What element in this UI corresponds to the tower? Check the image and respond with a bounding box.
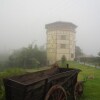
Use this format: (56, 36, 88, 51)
(45, 21, 77, 64)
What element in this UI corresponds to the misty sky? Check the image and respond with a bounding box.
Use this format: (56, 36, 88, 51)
(0, 0, 100, 56)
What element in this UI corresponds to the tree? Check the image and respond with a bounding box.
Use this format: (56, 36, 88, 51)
(61, 55, 67, 67)
(98, 52, 100, 56)
(7, 44, 47, 68)
(75, 46, 84, 59)
(33, 45, 47, 66)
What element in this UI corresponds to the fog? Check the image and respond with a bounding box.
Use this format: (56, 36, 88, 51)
(0, 0, 100, 56)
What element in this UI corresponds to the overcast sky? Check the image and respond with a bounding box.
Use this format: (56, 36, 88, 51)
(0, 0, 100, 56)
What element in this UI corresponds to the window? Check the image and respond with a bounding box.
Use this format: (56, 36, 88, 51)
(61, 35, 66, 40)
(60, 44, 66, 49)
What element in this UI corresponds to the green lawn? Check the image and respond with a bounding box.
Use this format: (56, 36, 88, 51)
(67, 62, 100, 100)
(0, 62, 100, 100)
(26, 62, 100, 100)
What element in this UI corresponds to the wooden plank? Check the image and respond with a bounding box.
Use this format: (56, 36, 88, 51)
(48, 70, 77, 82)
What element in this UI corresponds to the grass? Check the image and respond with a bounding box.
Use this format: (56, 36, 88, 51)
(25, 66, 50, 72)
(67, 61, 100, 100)
(0, 62, 100, 100)
(25, 62, 100, 100)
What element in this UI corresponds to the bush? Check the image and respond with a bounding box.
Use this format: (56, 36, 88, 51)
(80, 57, 100, 65)
(61, 55, 67, 67)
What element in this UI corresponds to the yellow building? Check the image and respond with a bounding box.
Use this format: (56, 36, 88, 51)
(45, 21, 77, 64)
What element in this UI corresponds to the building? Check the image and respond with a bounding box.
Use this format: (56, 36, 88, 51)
(45, 21, 77, 64)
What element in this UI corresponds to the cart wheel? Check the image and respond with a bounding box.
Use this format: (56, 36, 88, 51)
(74, 81, 83, 100)
(45, 85, 67, 100)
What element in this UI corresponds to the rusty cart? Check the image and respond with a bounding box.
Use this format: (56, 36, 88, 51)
(3, 65, 83, 100)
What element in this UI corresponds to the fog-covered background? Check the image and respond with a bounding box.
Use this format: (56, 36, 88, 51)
(0, 0, 100, 56)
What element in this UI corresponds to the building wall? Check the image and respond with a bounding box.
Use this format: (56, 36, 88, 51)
(47, 31, 57, 64)
(47, 30, 76, 64)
